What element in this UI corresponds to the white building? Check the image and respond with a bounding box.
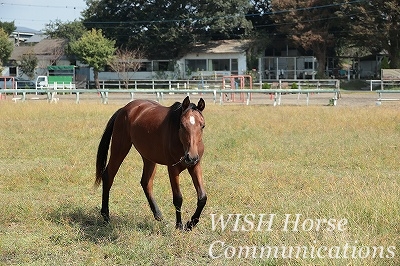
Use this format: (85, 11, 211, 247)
(95, 40, 250, 81)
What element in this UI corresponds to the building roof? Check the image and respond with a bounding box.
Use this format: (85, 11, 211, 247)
(10, 38, 67, 61)
(190, 39, 251, 54)
(26, 34, 48, 43)
(14, 26, 42, 34)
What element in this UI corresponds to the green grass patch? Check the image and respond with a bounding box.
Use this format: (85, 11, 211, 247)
(340, 80, 369, 90)
(0, 101, 399, 265)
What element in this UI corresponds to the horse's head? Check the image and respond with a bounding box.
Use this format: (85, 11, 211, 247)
(179, 96, 206, 166)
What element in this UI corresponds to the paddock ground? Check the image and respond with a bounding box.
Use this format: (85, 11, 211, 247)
(2, 90, 399, 107)
(1, 95, 399, 265)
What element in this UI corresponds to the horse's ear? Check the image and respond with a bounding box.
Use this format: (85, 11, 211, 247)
(182, 96, 190, 110)
(197, 98, 205, 111)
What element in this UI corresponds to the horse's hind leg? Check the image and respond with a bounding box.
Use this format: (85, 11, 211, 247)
(101, 133, 132, 222)
(140, 158, 163, 221)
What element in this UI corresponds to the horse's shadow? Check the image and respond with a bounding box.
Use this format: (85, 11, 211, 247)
(47, 204, 170, 243)
(47, 204, 120, 243)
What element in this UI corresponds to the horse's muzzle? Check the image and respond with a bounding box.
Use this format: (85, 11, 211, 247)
(184, 153, 199, 166)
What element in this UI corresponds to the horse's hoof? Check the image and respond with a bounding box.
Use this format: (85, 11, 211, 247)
(101, 212, 110, 224)
(185, 218, 199, 231)
(184, 220, 194, 231)
(185, 221, 193, 231)
(175, 222, 183, 230)
(154, 213, 163, 221)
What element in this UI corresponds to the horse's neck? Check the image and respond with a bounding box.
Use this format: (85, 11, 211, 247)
(167, 110, 184, 156)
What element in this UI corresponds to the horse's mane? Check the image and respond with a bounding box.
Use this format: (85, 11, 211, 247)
(169, 102, 183, 128)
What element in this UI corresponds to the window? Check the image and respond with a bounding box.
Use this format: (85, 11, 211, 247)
(186, 59, 206, 72)
(304, 61, 313, 69)
(209, 59, 230, 71)
(231, 59, 238, 75)
(153, 61, 174, 71)
(138, 62, 152, 72)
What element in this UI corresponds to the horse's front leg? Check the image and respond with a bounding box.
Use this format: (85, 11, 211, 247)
(168, 166, 183, 229)
(186, 163, 207, 230)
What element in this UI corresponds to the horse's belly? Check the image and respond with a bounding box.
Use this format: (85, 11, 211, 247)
(132, 141, 168, 165)
(129, 126, 169, 165)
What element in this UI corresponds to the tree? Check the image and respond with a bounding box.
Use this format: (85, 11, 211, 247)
(246, 0, 276, 39)
(271, 1, 343, 77)
(0, 21, 16, 35)
(338, 1, 400, 68)
(192, 0, 253, 42)
(19, 51, 38, 79)
(70, 29, 116, 89)
(245, 0, 275, 69)
(45, 20, 87, 61)
(83, 0, 197, 59)
(0, 28, 13, 66)
(108, 48, 144, 89)
(45, 20, 86, 43)
(82, 0, 253, 59)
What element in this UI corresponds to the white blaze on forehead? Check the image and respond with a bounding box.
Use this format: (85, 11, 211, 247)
(189, 115, 196, 125)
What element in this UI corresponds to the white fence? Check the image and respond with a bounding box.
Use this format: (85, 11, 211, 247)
(368, 80, 400, 91)
(91, 79, 340, 90)
(0, 87, 340, 106)
(376, 90, 400, 104)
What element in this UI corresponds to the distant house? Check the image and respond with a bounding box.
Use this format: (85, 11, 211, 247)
(96, 40, 250, 81)
(359, 54, 386, 79)
(6, 37, 70, 77)
(258, 48, 317, 80)
(10, 26, 43, 45)
(182, 39, 250, 78)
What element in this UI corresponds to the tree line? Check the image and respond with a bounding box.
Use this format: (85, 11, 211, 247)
(1, 0, 399, 82)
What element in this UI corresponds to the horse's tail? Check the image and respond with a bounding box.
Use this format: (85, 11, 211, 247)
(95, 109, 121, 187)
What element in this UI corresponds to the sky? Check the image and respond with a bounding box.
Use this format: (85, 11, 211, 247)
(0, 0, 86, 32)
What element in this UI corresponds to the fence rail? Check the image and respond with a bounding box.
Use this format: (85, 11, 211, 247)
(368, 79, 400, 91)
(255, 79, 340, 90)
(90, 79, 340, 90)
(0, 87, 340, 106)
(376, 89, 400, 104)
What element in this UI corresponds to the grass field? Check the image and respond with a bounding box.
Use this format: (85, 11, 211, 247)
(0, 99, 399, 265)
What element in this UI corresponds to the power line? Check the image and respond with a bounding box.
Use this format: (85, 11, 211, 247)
(1, 0, 374, 34)
(2, 0, 367, 26)
(0, 2, 85, 9)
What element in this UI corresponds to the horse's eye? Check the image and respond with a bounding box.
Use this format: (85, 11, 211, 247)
(201, 124, 205, 129)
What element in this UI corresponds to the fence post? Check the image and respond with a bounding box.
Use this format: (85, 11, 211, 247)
(213, 90, 216, 104)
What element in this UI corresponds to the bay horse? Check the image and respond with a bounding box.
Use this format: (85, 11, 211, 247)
(95, 96, 206, 230)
